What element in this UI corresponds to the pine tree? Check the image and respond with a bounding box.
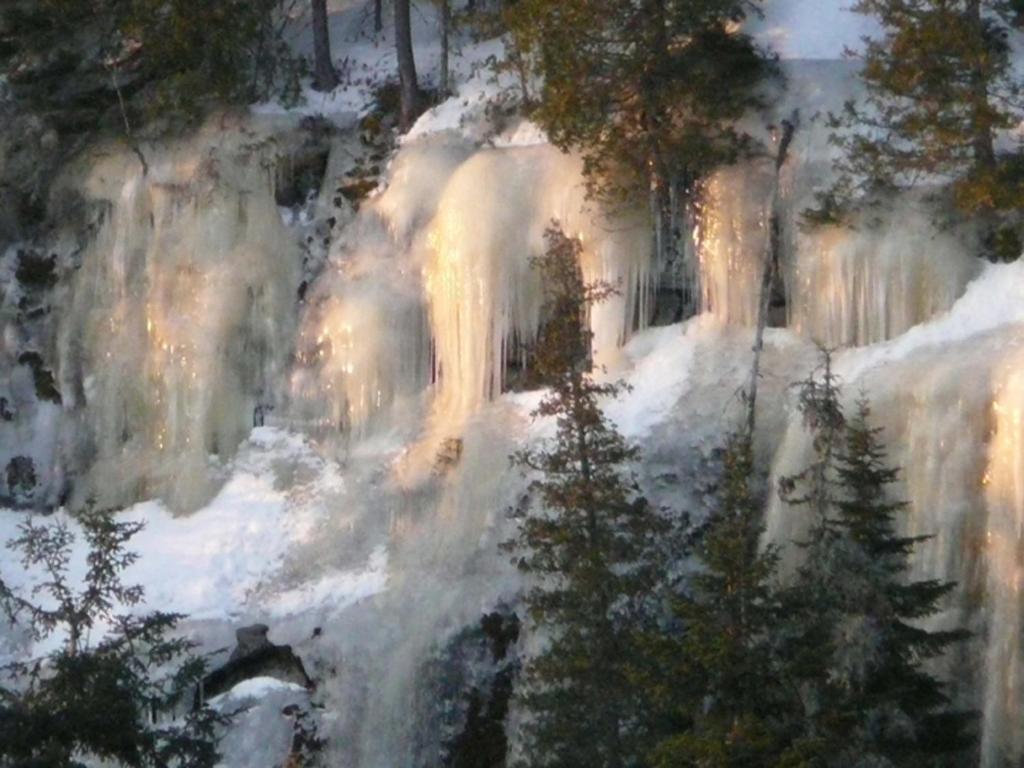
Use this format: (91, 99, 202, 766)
(503, 227, 668, 768)
(828, 0, 1024, 259)
(648, 432, 795, 768)
(778, 358, 975, 766)
(501, 0, 777, 268)
(0, 508, 222, 767)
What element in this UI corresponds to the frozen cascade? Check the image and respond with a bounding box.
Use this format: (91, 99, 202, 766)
(695, 158, 980, 346)
(981, 350, 1024, 763)
(57, 130, 301, 511)
(3, 56, 1023, 765)
(294, 141, 652, 442)
(764, 314, 1024, 766)
(693, 61, 981, 346)
(289, 140, 471, 439)
(424, 145, 651, 425)
(788, 197, 981, 347)
(695, 161, 775, 326)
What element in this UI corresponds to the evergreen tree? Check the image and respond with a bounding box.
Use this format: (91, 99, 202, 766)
(648, 432, 795, 768)
(501, 0, 777, 266)
(0, 0, 303, 135)
(0, 508, 222, 767)
(828, 0, 1024, 259)
(503, 227, 668, 768)
(778, 359, 975, 766)
(774, 354, 849, 765)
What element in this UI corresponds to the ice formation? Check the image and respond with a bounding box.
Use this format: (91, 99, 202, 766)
(693, 62, 982, 345)
(2, 46, 1024, 767)
(764, 282, 1024, 764)
(55, 128, 301, 511)
(424, 145, 650, 424)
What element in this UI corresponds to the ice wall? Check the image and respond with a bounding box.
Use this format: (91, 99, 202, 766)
(695, 161, 774, 326)
(7, 56, 1018, 765)
(693, 61, 981, 347)
(764, 310, 1024, 765)
(57, 129, 300, 511)
(981, 349, 1024, 763)
(787, 199, 980, 347)
(292, 140, 652, 443)
(424, 145, 651, 425)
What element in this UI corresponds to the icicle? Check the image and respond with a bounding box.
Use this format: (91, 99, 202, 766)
(981, 353, 1024, 765)
(695, 163, 775, 326)
(787, 195, 980, 347)
(58, 131, 300, 511)
(423, 145, 650, 426)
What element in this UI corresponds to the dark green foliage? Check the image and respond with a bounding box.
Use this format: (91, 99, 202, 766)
(284, 705, 325, 768)
(778, 356, 975, 766)
(121, 0, 304, 120)
(501, 0, 777, 254)
(0, 0, 302, 137)
(827, 0, 1024, 257)
(446, 670, 514, 768)
(503, 226, 669, 767)
(0, 508, 223, 768)
(647, 433, 795, 767)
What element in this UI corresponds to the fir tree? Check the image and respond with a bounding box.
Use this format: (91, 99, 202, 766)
(0, 508, 222, 768)
(827, 399, 974, 764)
(774, 354, 849, 765)
(504, 226, 668, 768)
(828, 0, 1024, 259)
(778, 358, 975, 766)
(648, 432, 795, 768)
(500, 0, 777, 268)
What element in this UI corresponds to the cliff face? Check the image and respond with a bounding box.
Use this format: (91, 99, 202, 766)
(0, 35, 1022, 766)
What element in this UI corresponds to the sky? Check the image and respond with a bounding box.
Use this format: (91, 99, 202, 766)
(753, 0, 880, 60)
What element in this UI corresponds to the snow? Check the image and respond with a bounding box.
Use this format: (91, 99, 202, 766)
(0, 427, 389, 656)
(605, 321, 701, 439)
(208, 677, 315, 768)
(265, 545, 388, 617)
(402, 39, 514, 144)
(7, 0, 1024, 762)
(209, 676, 308, 707)
(490, 120, 549, 149)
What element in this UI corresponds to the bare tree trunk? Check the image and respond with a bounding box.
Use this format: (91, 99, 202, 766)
(311, 0, 339, 91)
(439, 0, 450, 99)
(395, 0, 423, 129)
(374, 0, 384, 34)
(967, 0, 997, 172)
(747, 112, 798, 436)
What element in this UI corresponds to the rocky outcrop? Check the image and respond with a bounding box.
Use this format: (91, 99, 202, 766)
(413, 607, 521, 768)
(196, 625, 314, 708)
